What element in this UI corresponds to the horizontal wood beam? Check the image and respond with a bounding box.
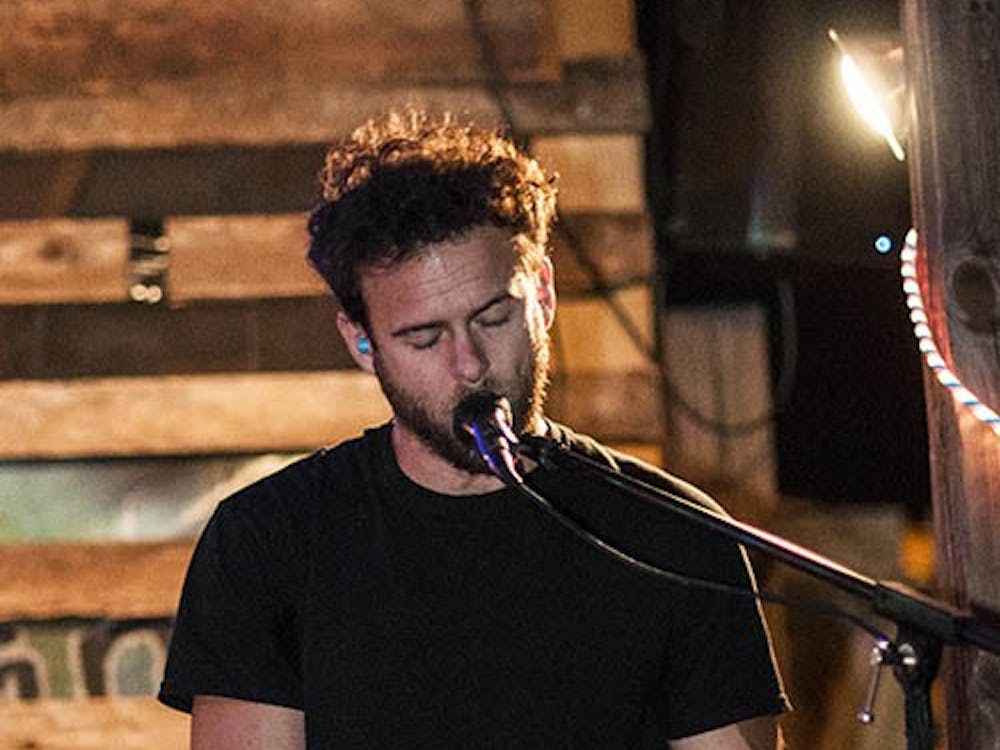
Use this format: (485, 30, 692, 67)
(0, 697, 187, 748)
(0, 211, 652, 306)
(555, 286, 655, 372)
(549, 0, 636, 61)
(0, 297, 352, 380)
(0, 58, 646, 157)
(0, 285, 655, 381)
(546, 370, 663, 443)
(0, 541, 193, 620)
(0, 372, 392, 459)
(0, 370, 661, 459)
(0, 118, 649, 220)
(533, 133, 647, 213)
(0, 0, 557, 101)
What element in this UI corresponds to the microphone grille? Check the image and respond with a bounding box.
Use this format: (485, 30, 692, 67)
(452, 391, 512, 440)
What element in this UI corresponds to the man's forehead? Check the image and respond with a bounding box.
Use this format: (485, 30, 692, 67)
(360, 230, 521, 286)
(357, 228, 530, 325)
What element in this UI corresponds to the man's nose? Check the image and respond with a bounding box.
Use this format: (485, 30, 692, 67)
(451, 330, 489, 384)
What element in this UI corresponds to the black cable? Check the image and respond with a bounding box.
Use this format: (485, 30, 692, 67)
(462, 0, 518, 137)
(556, 273, 657, 299)
(515, 477, 891, 644)
(460, 0, 799, 438)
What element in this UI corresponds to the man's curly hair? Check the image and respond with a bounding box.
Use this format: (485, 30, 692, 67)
(307, 110, 558, 326)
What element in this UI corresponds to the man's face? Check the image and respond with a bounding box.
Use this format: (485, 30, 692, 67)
(357, 226, 555, 475)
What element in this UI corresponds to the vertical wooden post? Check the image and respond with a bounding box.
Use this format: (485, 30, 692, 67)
(902, 1, 1000, 747)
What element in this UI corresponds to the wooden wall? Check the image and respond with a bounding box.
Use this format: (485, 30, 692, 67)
(0, 0, 660, 745)
(0, 0, 658, 461)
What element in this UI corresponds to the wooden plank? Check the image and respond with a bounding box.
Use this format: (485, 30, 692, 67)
(167, 215, 320, 300)
(0, 369, 661, 459)
(547, 370, 662, 443)
(0, 153, 93, 218)
(554, 285, 655, 372)
(0, 218, 128, 304)
(532, 134, 646, 212)
(902, 1, 1000, 747)
(0, 0, 555, 100)
(0, 289, 661, 379)
(0, 80, 649, 219)
(0, 212, 652, 305)
(0, 697, 187, 749)
(0, 297, 353, 380)
(0, 60, 646, 155)
(548, 0, 636, 61)
(505, 56, 649, 134)
(0, 542, 193, 620)
(0, 372, 392, 459)
(554, 212, 654, 294)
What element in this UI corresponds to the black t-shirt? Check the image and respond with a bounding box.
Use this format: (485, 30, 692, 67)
(159, 422, 788, 747)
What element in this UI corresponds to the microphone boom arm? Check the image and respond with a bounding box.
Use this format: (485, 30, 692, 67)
(515, 433, 1000, 655)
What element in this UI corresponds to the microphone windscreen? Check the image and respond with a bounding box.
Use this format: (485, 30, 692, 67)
(452, 391, 512, 441)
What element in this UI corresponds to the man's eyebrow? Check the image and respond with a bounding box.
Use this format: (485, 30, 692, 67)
(470, 292, 514, 319)
(389, 292, 513, 338)
(390, 320, 443, 338)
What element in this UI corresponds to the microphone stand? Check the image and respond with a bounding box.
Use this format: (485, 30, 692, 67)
(514, 434, 1000, 750)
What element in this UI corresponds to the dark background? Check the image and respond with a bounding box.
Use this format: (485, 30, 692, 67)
(635, 0, 928, 516)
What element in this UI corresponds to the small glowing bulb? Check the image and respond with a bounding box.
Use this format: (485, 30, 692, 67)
(874, 235, 893, 254)
(129, 283, 149, 302)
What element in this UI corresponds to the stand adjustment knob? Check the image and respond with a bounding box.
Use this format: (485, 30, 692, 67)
(857, 639, 892, 724)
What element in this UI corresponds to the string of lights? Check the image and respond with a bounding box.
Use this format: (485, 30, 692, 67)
(900, 228, 1000, 435)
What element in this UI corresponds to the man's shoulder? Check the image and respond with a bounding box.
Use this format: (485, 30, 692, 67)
(545, 421, 728, 516)
(216, 422, 392, 523)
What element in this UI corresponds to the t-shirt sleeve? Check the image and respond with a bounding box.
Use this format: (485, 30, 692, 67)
(158, 500, 303, 714)
(660, 544, 790, 739)
(552, 430, 790, 740)
(615, 462, 790, 739)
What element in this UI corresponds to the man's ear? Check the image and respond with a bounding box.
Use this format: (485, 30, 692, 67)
(336, 311, 376, 374)
(536, 256, 557, 330)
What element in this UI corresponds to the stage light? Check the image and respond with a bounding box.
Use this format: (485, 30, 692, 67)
(828, 28, 906, 162)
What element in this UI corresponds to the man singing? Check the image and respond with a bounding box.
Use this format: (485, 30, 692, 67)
(159, 110, 789, 748)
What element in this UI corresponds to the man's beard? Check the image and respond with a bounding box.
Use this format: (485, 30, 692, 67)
(374, 333, 551, 476)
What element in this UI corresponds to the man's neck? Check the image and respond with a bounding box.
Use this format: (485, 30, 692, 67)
(390, 422, 507, 496)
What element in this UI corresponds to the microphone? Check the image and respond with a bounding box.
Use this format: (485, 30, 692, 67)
(452, 391, 524, 485)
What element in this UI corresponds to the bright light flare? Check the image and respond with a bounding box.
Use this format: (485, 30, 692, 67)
(829, 29, 906, 162)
